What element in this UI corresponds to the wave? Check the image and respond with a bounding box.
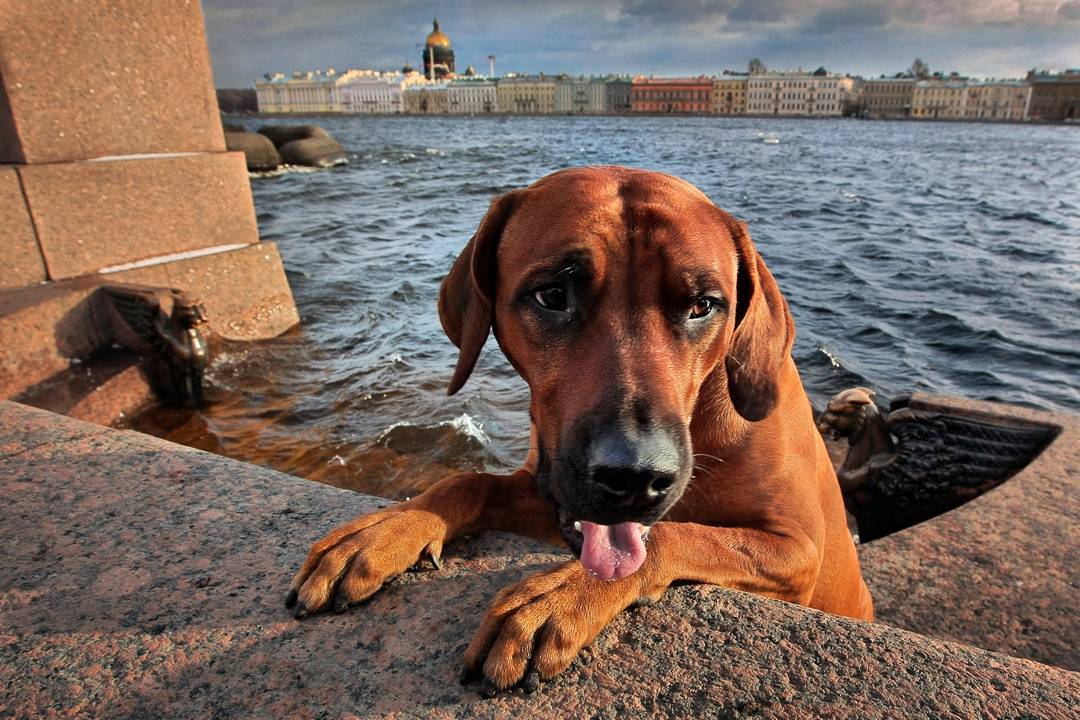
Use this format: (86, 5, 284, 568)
(375, 413, 490, 464)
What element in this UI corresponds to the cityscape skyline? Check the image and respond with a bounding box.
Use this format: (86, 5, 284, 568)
(204, 0, 1080, 88)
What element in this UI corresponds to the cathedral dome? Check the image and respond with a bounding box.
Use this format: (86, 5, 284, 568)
(421, 17, 455, 79)
(425, 18, 451, 48)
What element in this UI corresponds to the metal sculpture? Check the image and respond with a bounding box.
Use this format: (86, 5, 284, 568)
(819, 388, 1057, 541)
(100, 283, 210, 406)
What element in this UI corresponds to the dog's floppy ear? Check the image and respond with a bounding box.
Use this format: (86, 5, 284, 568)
(724, 218, 795, 421)
(438, 190, 523, 395)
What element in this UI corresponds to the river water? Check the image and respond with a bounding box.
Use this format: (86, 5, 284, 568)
(132, 116, 1080, 499)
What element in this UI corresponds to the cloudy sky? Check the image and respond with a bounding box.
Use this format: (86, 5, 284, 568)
(203, 0, 1080, 87)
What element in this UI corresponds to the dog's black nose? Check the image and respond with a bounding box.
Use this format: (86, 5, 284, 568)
(587, 429, 681, 507)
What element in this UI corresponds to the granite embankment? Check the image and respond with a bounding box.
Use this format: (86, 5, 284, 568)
(0, 399, 1076, 718)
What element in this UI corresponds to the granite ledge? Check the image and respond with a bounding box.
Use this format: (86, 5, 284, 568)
(0, 401, 1076, 719)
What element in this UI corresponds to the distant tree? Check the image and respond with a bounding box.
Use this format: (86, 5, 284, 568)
(909, 58, 930, 79)
(748, 58, 767, 75)
(217, 88, 257, 114)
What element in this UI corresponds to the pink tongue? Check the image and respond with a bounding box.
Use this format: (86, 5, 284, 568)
(579, 521, 647, 580)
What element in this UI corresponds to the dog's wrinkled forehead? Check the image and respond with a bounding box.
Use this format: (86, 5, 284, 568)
(495, 167, 733, 286)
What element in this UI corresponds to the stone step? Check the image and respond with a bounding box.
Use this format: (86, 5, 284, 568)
(12, 349, 152, 427)
(0, 242, 298, 401)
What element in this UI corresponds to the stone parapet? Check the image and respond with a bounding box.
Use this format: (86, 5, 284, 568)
(0, 0, 224, 164)
(17, 152, 259, 281)
(0, 401, 1076, 718)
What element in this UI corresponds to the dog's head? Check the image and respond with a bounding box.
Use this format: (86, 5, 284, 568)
(439, 166, 793, 578)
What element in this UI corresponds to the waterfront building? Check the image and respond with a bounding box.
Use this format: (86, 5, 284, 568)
(631, 77, 713, 113)
(965, 81, 1031, 121)
(746, 71, 855, 116)
(336, 70, 427, 114)
(911, 79, 969, 119)
(555, 77, 606, 114)
(422, 17, 455, 80)
(1026, 69, 1080, 121)
(404, 82, 450, 114)
(496, 75, 556, 114)
(447, 78, 496, 114)
(604, 77, 632, 113)
(713, 75, 748, 114)
(256, 69, 343, 113)
(858, 78, 915, 118)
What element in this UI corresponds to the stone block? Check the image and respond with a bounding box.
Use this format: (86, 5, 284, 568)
(17, 152, 258, 280)
(0, 166, 45, 289)
(13, 351, 152, 427)
(0, 267, 168, 400)
(0, 241, 297, 399)
(159, 241, 300, 341)
(0, 0, 224, 163)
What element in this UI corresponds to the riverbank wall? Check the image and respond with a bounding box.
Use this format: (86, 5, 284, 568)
(0, 1, 299, 413)
(1, 396, 1076, 716)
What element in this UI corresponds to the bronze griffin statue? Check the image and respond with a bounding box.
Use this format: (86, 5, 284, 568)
(818, 388, 1057, 541)
(100, 283, 210, 406)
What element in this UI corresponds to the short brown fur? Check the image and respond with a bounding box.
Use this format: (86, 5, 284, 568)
(288, 167, 873, 690)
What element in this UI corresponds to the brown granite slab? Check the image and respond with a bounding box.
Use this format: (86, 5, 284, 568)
(0, 401, 1076, 719)
(0, 166, 45, 290)
(0, 0, 224, 164)
(162, 242, 300, 342)
(859, 393, 1079, 671)
(0, 242, 297, 400)
(17, 152, 258, 280)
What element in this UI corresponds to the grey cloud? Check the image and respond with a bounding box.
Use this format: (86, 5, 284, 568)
(202, 0, 1079, 87)
(1058, 1, 1080, 20)
(807, 4, 891, 33)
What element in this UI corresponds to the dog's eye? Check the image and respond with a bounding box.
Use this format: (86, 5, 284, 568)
(534, 285, 568, 312)
(689, 297, 718, 320)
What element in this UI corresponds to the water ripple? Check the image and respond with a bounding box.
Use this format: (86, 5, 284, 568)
(131, 116, 1080, 498)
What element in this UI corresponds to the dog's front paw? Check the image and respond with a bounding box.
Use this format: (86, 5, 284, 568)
(462, 561, 640, 691)
(286, 507, 446, 617)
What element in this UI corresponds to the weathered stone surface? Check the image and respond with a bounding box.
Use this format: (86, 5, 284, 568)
(224, 131, 282, 172)
(0, 0, 224, 164)
(0, 402, 1076, 719)
(13, 351, 152, 427)
(859, 394, 1079, 670)
(162, 242, 300, 341)
(279, 136, 348, 168)
(17, 152, 258, 280)
(0, 269, 167, 400)
(0, 166, 45, 290)
(0, 243, 296, 400)
(257, 124, 332, 147)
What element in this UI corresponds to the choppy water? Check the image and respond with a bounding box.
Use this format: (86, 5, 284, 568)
(133, 117, 1080, 498)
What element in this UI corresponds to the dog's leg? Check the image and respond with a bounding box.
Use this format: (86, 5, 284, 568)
(287, 469, 560, 616)
(464, 521, 818, 689)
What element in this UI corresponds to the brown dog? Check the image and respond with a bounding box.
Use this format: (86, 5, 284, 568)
(286, 166, 873, 690)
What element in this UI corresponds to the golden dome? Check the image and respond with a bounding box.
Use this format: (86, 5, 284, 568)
(425, 17, 451, 48)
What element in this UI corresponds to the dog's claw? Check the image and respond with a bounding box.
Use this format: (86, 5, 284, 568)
(292, 602, 308, 620)
(480, 678, 500, 698)
(458, 666, 478, 686)
(523, 671, 541, 694)
(423, 545, 442, 571)
(285, 589, 298, 609)
(333, 591, 352, 614)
